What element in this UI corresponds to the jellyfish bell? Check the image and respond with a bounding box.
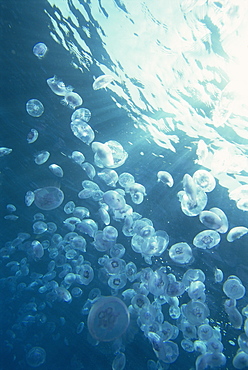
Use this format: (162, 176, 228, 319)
(26, 99, 44, 117)
(71, 119, 95, 145)
(34, 186, 64, 211)
(157, 171, 174, 187)
(92, 74, 115, 90)
(87, 296, 130, 342)
(92, 141, 114, 167)
(26, 346, 46, 367)
(47, 75, 73, 96)
(32, 42, 48, 59)
(209, 207, 228, 233)
(199, 210, 223, 230)
(169, 242, 193, 264)
(227, 226, 248, 242)
(193, 230, 220, 249)
(61, 91, 83, 109)
(193, 170, 216, 192)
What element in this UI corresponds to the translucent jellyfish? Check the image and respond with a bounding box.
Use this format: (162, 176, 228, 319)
(25, 190, 35, 206)
(71, 119, 95, 145)
(233, 351, 248, 369)
(64, 201, 75, 214)
(118, 172, 135, 188)
(47, 76, 73, 96)
(26, 346, 46, 367)
(76, 219, 98, 237)
(0, 147, 12, 157)
(237, 198, 248, 211)
(31, 240, 44, 259)
(27, 128, 38, 144)
(214, 268, 223, 283)
(34, 186, 64, 211)
(93, 140, 128, 169)
(87, 296, 130, 342)
(224, 299, 243, 329)
(209, 207, 228, 233)
(196, 353, 226, 370)
(81, 162, 96, 180)
(33, 42, 48, 59)
(179, 186, 207, 216)
(92, 75, 115, 90)
(183, 300, 209, 326)
(49, 164, 63, 178)
(77, 264, 94, 285)
(98, 169, 118, 187)
(103, 190, 126, 210)
(71, 107, 91, 122)
(34, 150, 50, 165)
(157, 171, 174, 187)
(154, 339, 179, 364)
(198, 324, 213, 341)
(26, 99, 44, 117)
(183, 174, 197, 207)
(181, 339, 194, 352)
(193, 170, 216, 192)
(238, 333, 248, 354)
(61, 92, 83, 109)
(193, 230, 220, 249)
(108, 274, 127, 290)
(227, 226, 248, 242)
(112, 352, 126, 370)
(71, 151, 85, 165)
(33, 221, 47, 234)
(199, 210, 223, 230)
(223, 276, 245, 299)
(188, 281, 205, 300)
(169, 242, 193, 264)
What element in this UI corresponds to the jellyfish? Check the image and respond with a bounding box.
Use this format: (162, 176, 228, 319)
(214, 268, 223, 283)
(26, 99, 44, 117)
(118, 172, 135, 189)
(34, 150, 50, 165)
(47, 75, 73, 96)
(179, 186, 207, 216)
(49, 164, 63, 177)
(193, 170, 216, 192)
(61, 92, 83, 109)
(233, 351, 248, 369)
(193, 230, 220, 249)
(157, 171, 174, 187)
(25, 190, 35, 206)
(92, 141, 114, 167)
(224, 299, 243, 329)
(183, 300, 210, 326)
(0, 147, 12, 157)
(81, 162, 96, 180)
(71, 119, 95, 145)
(27, 128, 38, 144)
(71, 151, 85, 165)
(223, 276, 245, 299)
(227, 226, 248, 242)
(199, 210, 223, 230)
(183, 174, 197, 207)
(169, 242, 193, 264)
(198, 324, 213, 341)
(188, 281, 205, 300)
(112, 352, 126, 370)
(71, 107, 91, 122)
(26, 346, 46, 367)
(92, 75, 115, 90)
(34, 186, 64, 211)
(103, 190, 126, 210)
(76, 219, 98, 237)
(209, 207, 228, 233)
(98, 169, 118, 187)
(87, 296, 130, 342)
(32, 42, 47, 59)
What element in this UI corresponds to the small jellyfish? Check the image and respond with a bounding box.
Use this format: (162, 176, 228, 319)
(199, 210, 223, 230)
(34, 186, 64, 211)
(26, 346, 46, 367)
(227, 226, 248, 242)
(118, 172, 135, 188)
(209, 207, 228, 233)
(103, 190, 126, 210)
(71, 107, 91, 122)
(92, 75, 115, 90)
(26, 99, 44, 117)
(87, 296, 130, 342)
(64, 201, 76, 214)
(169, 242, 193, 264)
(112, 352, 126, 370)
(49, 164, 64, 178)
(34, 150, 50, 165)
(27, 129, 38, 144)
(6, 204, 16, 212)
(81, 162, 96, 180)
(157, 171, 174, 187)
(223, 276, 245, 299)
(71, 151, 85, 165)
(233, 351, 248, 369)
(47, 76, 73, 96)
(71, 119, 95, 145)
(214, 268, 223, 283)
(224, 299, 243, 329)
(0, 147, 12, 157)
(92, 141, 114, 167)
(98, 169, 118, 187)
(76, 219, 98, 237)
(193, 230, 220, 249)
(33, 42, 48, 59)
(31, 240, 44, 259)
(25, 190, 35, 206)
(183, 300, 209, 326)
(61, 92, 83, 109)
(193, 170, 216, 192)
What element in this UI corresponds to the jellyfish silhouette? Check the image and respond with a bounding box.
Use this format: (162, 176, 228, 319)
(87, 296, 130, 342)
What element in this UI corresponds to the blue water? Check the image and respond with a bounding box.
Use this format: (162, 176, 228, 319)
(1, 0, 248, 369)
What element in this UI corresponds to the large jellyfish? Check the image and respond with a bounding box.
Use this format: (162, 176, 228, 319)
(34, 186, 64, 211)
(87, 296, 130, 342)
